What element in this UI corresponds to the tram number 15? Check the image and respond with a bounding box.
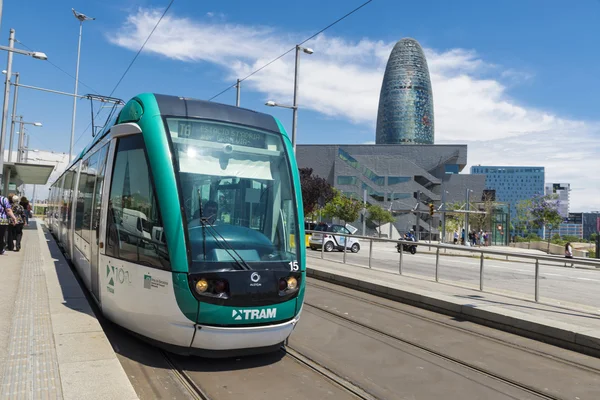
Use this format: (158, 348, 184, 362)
(288, 261, 299, 271)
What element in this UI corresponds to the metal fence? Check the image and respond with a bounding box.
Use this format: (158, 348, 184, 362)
(305, 230, 600, 303)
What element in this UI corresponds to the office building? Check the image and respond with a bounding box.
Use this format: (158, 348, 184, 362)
(470, 166, 545, 226)
(297, 144, 485, 239)
(545, 183, 570, 218)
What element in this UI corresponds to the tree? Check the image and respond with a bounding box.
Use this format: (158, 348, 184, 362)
(471, 197, 494, 233)
(299, 168, 335, 217)
(528, 194, 563, 251)
(322, 190, 363, 224)
(514, 199, 533, 237)
(366, 204, 395, 237)
(444, 202, 465, 236)
(529, 194, 563, 231)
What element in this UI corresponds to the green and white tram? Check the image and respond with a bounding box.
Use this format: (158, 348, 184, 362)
(48, 93, 305, 356)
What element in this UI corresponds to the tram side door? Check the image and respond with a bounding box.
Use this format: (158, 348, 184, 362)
(90, 144, 110, 303)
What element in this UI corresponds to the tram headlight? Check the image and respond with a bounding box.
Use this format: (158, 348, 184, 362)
(195, 279, 209, 293)
(286, 277, 298, 291)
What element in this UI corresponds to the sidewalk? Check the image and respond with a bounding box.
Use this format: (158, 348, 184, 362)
(307, 256, 600, 358)
(0, 220, 138, 400)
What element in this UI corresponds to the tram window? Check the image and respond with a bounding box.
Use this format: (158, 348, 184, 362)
(106, 135, 170, 270)
(75, 159, 88, 239)
(90, 145, 108, 243)
(62, 169, 76, 225)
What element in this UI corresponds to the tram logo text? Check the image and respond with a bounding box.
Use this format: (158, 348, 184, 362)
(232, 308, 276, 321)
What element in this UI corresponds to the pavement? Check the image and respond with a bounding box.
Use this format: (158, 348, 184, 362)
(0, 220, 138, 400)
(314, 240, 600, 311)
(306, 252, 600, 358)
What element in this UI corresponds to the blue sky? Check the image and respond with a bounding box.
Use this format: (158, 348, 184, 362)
(2, 0, 599, 210)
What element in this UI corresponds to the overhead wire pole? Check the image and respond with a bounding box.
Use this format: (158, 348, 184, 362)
(235, 79, 241, 107)
(0, 28, 14, 192)
(207, 0, 374, 103)
(72, 0, 175, 150)
(8, 71, 18, 162)
(69, 9, 95, 164)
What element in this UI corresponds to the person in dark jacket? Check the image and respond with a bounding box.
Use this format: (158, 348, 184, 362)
(8, 195, 26, 251)
(0, 193, 17, 254)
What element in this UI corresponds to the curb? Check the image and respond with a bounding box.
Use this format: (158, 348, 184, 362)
(40, 223, 139, 400)
(306, 267, 600, 359)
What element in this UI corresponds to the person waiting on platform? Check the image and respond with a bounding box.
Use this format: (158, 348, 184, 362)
(7, 195, 26, 252)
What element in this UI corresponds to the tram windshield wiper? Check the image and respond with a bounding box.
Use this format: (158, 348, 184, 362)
(197, 199, 251, 271)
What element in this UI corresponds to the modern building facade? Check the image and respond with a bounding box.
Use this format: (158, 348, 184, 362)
(470, 166, 545, 225)
(297, 144, 484, 240)
(545, 182, 570, 218)
(583, 212, 600, 240)
(375, 38, 434, 145)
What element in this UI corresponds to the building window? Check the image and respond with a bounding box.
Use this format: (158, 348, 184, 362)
(387, 176, 411, 185)
(106, 134, 170, 270)
(444, 164, 459, 174)
(337, 176, 358, 186)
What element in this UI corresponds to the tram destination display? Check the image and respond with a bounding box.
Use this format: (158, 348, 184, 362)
(177, 120, 266, 149)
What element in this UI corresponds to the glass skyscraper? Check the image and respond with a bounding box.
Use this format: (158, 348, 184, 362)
(470, 165, 545, 224)
(375, 38, 435, 145)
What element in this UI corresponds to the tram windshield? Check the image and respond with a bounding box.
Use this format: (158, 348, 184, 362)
(166, 118, 300, 272)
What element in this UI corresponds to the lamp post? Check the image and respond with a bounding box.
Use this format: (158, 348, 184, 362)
(265, 45, 313, 153)
(441, 190, 449, 243)
(0, 28, 47, 192)
(464, 188, 473, 245)
(2, 69, 19, 162)
(16, 118, 42, 162)
(69, 9, 95, 164)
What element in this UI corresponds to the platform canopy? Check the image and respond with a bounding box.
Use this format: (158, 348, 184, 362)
(2, 162, 55, 191)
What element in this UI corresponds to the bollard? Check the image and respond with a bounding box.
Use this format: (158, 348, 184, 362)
(399, 244, 403, 275)
(435, 247, 440, 282)
(368, 240, 373, 269)
(343, 236, 347, 264)
(321, 238, 324, 259)
(480, 253, 484, 291)
(534, 259, 540, 302)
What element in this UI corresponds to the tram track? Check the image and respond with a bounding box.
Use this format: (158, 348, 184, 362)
(307, 280, 600, 374)
(303, 300, 564, 400)
(281, 345, 376, 400)
(161, 350, 213, 400)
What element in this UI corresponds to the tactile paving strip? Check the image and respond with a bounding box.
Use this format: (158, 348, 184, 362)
(0, 231, 63, 399)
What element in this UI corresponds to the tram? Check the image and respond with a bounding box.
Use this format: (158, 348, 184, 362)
(47, 93, 306, 356)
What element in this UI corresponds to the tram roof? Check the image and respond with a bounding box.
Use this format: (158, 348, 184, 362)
(69, 93, 281, 170)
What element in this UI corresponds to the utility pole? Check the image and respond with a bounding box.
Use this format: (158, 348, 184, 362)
(362, 188, 367, 236)
(8, 71, 18, 162)
(235, 79, 241, 107)
(0, 28, 15, 191)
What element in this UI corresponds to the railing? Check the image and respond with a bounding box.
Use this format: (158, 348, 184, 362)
(305, 230, 600, 303)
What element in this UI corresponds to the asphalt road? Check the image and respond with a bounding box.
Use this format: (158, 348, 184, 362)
(103, 278, 600, 400)
(307, 241, 600, 311)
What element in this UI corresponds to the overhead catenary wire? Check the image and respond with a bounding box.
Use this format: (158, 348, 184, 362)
(73, 0, 176, 148)
(15, 39, 99, 94)
(208, 0, 374, 102)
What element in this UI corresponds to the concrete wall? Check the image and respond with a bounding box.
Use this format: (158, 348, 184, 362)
(510, 242, 589, 257)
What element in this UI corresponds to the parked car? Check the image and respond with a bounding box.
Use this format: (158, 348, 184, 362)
(309, 223, 360, 253)
(304, 221, 317, 247)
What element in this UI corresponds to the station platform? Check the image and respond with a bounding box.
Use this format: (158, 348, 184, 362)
(0, 220, 138, 400)
(307, 255, 600, 358)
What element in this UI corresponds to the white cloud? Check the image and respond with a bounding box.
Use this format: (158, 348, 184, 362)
(109, 8, 600, 211)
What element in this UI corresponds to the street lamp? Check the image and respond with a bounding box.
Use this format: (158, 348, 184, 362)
(2, 69, 19, 162)
(0, 28, 47, 192)
(69, 9, 95, 164)
(464, 189, 473, 245)
(16, 117, 42, 162)
(265, 44, 313, 153)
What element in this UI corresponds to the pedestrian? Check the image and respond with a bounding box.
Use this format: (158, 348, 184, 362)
(564, 242, 573, 259)
(0, 192, 18, 254)
(453, 230, 458, 245)
(7, 195, 26, 252)
(19, 196, 31, 225)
